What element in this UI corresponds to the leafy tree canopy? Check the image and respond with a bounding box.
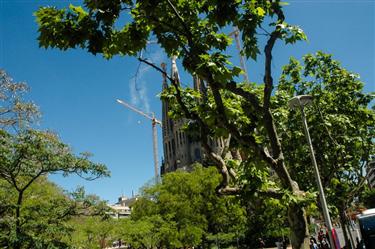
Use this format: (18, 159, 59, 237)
(130, 165, 246, 248)
(0, 70, 39, 131)
(0, 129, 110, 249)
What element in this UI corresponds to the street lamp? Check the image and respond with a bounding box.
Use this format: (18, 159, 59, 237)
(288, 95, 338, 249)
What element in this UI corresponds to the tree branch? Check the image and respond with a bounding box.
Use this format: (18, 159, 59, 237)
(147, 16, 191, 56)
(225, 81, 262, 112)
(165, 0, 194, 46)
(220, 134, 231, 158)
(210, 83, 241, 139)
(258, 6, 296, 191)
(258, 188, 284, 199)
(263, 4, 284, 109)
(138, 57, 174, 82)
(217, 186, 241, 195)
(19, 170, 45, 193)
(200, 132, 231, 189)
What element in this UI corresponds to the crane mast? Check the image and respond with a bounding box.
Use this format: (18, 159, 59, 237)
(116, 99, 161, 180)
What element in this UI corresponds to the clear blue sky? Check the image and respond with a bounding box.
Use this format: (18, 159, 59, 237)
(1, 0, 374, 204)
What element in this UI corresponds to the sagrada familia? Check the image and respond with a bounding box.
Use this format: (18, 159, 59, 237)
(160, 57, 226, 174)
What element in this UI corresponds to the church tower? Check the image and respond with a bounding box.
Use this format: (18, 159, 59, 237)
(160, 57, 226, 174)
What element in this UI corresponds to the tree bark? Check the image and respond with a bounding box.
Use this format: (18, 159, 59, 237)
(14, 190, 24, 249)
(287, 203, 310, 249)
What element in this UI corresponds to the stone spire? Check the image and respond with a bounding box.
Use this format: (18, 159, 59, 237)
(161, 62, 168, 90)
(171, 55, 180, 84)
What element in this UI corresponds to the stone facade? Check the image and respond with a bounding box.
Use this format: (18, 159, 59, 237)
(160, 57, 226, 174)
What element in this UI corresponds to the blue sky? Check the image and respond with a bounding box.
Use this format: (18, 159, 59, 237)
(1, 0, 374, 203)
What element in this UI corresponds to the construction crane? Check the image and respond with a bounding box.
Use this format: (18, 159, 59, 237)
(116, 99, 162, 180)
(229, 26, 249, 82)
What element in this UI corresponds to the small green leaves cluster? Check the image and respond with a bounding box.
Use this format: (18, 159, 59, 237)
(277, 22, 307, 44)
(0, 70, 39, 131)
(238, 1, 272, 60)
(36, 0, 148, 57)
(236, 158, 270, 194)
(197, 53, 243, 84)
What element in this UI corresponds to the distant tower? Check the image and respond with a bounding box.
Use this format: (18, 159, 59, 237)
(161, 57, 226, 174)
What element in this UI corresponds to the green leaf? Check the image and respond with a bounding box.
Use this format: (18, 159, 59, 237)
(255, 7, 266, 17)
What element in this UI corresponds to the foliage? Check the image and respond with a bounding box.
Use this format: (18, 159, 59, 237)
(275, 51, 374, 212)
(0, 69, 39, 131)
(130, 166, 247, 248)
(0, 177, 74, 248)
(34, 1, 373, 248)
(69, 186, 112, 217)
(35, 0, 306, 60)
(361, 188, 375, 208)
(274, 52, 374, 248)
(119, 216, 167, 249)
(244, 197, 289, 247)
(0, 129, 110, 248)
(67, 216, 117, 249)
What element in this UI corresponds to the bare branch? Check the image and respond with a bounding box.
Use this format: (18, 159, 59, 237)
(220, 134, 231, 158)
(138, 57, 174, 82)
(255, 6, 297, 191)
(217, 186, 241, 195)
(263, 33, 281, 108)
(19, 170, 45, 193)
(259, 24, 271, 36)
(258, 188, 284, 199)
(263, 4, 285, 109)
(229, 168, 237, 179)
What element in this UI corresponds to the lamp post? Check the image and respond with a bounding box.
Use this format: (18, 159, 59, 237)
(288, 95, 337, 249)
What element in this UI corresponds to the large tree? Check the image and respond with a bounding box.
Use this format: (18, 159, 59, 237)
(34, 1, 372, 248)
(0, 177, 74, 248)
(275, 52, 374, 248)
(130, 165, 246, 249)
(67, 216, 117, 249)
(0, 69, 111, 248)
(0, 129, 110, 249)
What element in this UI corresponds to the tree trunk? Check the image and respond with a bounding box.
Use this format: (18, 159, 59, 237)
(13, 190, 24, 249)
(287, 203, 310, 249)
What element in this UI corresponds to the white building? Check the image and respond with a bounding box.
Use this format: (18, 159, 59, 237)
(108, 196, 138, 219)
